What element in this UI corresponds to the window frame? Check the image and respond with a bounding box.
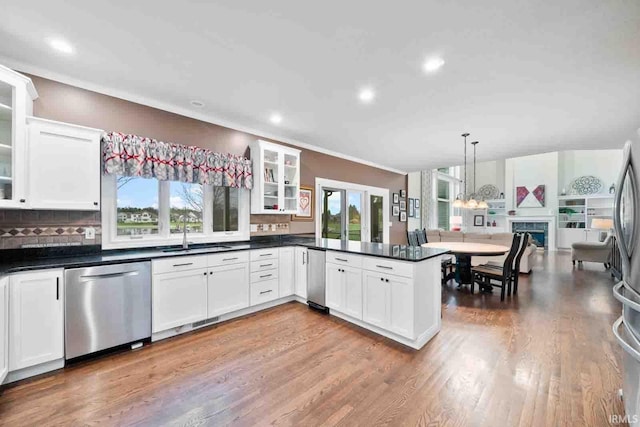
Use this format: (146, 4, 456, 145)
(101, 175, 250, 250)
(431, 169, 461, 230)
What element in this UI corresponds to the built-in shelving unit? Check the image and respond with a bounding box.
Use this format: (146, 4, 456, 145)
(250, 140, 301, 214)
(557, 194, 614, 248)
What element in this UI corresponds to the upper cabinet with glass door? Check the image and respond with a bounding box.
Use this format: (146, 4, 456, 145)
(0, 65, 37, 209)
(250, 140, 301, 214)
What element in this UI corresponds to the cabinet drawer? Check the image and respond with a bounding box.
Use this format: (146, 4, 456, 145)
(250, 270, 279, 283)
(208, 251, 249, 267)
(250, 279, 279, 305)
(250, 249, 279, 261)
(250, 259, 279, 273)
(326, 251, 363, 268)
(362, 258, 414, 278)
(153, 255, 208, 275)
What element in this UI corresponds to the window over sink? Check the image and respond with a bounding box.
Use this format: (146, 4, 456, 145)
(103, 175, 249, 249)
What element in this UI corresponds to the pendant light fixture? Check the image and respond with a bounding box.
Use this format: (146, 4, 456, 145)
(467, 141, 479, 209)
(452, 133, 469, 208)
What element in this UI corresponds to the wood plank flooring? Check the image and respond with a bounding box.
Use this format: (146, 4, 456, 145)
(0, 252, 626, 426)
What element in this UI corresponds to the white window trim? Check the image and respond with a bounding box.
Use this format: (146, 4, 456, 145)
(101, 175, 250, 250)
(431, 169, 461, 230)
(314, 177, 390, 243)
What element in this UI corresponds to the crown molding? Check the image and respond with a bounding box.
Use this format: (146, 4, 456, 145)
(0, 55, 407, 175)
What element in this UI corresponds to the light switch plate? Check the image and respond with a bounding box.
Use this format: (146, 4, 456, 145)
(85, 227, 96, 239)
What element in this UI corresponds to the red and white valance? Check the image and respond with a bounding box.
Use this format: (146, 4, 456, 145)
(102, 132, 253, 189)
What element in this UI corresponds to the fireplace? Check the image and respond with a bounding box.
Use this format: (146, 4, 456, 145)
(511, 221, 549, 249)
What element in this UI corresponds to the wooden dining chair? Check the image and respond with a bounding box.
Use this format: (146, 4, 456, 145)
(471, 233, 523, 301)
(477, 232, 529, 295)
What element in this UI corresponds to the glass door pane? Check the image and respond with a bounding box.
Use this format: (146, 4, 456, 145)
(0, 81, 14, 202)
(322, 189, 344, 239)
(262, 148, 280, 211)
(370, 195, 383, 243)
(348, 191, 363, 241)
(283, 152, 298, 212)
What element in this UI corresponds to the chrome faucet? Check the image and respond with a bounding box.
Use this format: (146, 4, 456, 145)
(182, 208, 189, 250)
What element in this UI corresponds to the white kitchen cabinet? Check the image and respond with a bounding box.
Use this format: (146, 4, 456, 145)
(0, 65, 37, 209)
(249, 139, 301, 214)
(326, 262, 363, 320)
(294, 247, 308, 299)
(207, 263, 250, 318)
(0, 277, 8, 384)
(26, 117, 102, 210)
(9, 270, 64, 371)
(387, 275, 414, 339)
(362, 271, 389, 329)
(152, 268, 208, 333)
(326, 263, 344, 311)
(279, 247, 295, 297)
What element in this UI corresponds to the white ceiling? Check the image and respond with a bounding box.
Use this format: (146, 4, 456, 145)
(1, 0, 639, 172)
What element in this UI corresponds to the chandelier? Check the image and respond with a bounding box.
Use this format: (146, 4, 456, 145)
(452, 133, 489, 209)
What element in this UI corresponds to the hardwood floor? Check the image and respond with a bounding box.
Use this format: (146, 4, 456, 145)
(0, 251, 626, 426)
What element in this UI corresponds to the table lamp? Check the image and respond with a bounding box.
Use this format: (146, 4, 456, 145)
(590, 218, 614, 241)
(450, 215, 463, 231)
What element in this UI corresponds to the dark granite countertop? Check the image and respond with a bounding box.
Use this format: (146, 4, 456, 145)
(0, 236, 450, 275)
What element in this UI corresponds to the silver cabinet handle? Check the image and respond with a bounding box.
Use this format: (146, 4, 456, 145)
(376, 265, 393, 270)
(260, 289, 273, 295)
(173, 262, 194, 267)
(260, 263, 273, 268)
(259, 253, 273, 257)
(335, 257, 348, 262)
(223, 257, 238, 261)
(260, 274, 272, 278)
(302, 252, 306, 265)
(613, 316, 640, 362)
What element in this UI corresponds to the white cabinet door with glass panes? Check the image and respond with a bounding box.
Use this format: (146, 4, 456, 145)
(0, 65, 36, 209)
(250, 140, 301, 214)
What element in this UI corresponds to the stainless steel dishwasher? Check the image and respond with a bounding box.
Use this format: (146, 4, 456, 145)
(307, 249, 328, 312)
(64, 261, 151, 360)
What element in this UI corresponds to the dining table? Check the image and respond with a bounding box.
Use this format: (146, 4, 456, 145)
(421, 241, 510, 287)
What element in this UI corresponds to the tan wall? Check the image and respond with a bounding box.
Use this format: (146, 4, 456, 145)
(0, 74, 407, 247)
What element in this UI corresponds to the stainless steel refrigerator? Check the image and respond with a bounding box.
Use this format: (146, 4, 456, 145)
(612, 134, 640, 426)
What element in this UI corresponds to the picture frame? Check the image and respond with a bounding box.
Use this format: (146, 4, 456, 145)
(392, 205, 400, 216)
(400, 200, 406, 211)
(400, 189, 406, 198)
(291, 186, 314, 221)
(408, 199, 415, 217)
(400, 211, 407, 222)
(393, 193, 399, 204)
(474, 214, 484, 227)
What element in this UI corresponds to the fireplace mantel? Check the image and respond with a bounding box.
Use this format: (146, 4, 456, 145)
(506, 216, 557, 251)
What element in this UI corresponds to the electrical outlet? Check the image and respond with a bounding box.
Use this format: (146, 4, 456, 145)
(85, 227, 96, 240)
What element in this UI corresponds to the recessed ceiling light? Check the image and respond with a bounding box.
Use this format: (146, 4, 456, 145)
(358, 88, 375, 103)
(47, 37, 74, 54)
(190, 100, 205, 108)
(270, 113, 282, 124)
(423, 57, 445, 73)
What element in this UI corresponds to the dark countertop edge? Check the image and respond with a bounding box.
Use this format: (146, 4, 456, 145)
(0, 241, 451, 275)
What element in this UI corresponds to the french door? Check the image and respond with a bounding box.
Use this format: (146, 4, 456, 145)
(317, 179, 389, 243)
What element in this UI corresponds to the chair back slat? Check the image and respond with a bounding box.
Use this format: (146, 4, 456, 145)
(513, 232, 530, 273)
(407, 230, 419, 247)
(416, 229, 428, 245)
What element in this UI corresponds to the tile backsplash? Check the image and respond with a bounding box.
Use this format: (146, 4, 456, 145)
(0, 210, 101, 250)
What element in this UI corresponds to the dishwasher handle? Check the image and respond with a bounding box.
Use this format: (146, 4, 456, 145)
(79, 271, 140, 281)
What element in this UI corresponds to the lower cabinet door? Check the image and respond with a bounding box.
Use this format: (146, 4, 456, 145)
(362, 271, 390, 329)
(279, 247, 295, 297)
(342, 266, 363, 320)
(152, 269, 208, 333)
(325, 263, 344, 311)
(9, 270, 64, 371)
(294, 247, 308, 299)
(0, 277, 8, 383)
(208, 263, 250, 317)
(388, 276, 414, 339)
